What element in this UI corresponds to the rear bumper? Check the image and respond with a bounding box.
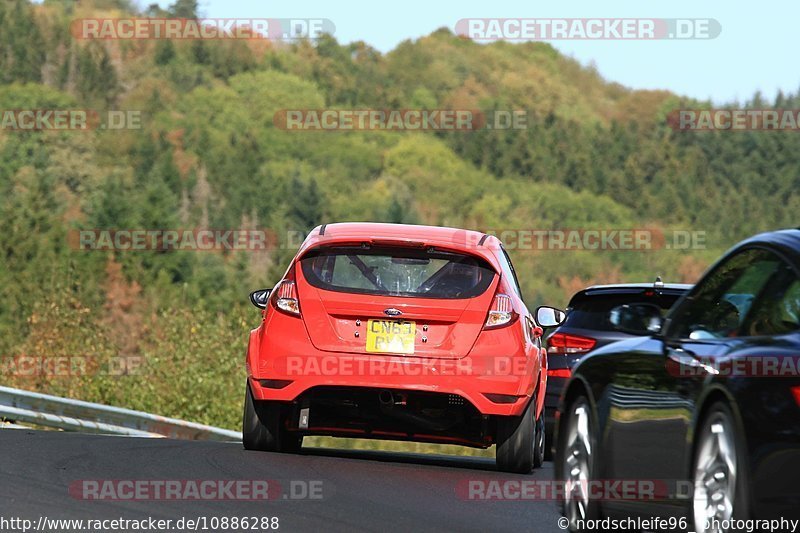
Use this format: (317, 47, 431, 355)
(248, 353, 534, 417)
(263, 385, 497, 448)
(246, 316, 543, 417)
(544, 376, 569, 434)
(247, 315, 546, 416)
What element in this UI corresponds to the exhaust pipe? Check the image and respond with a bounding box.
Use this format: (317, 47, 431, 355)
(377, 390, 461, 431)
(378, 390, 395, 409)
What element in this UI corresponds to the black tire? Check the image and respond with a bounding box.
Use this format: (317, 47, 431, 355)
(544, 438, 554, 462)
(242, 382, 302, 453)
(557, 396, 599, 531)
(544, 424, 554, 462)
(496, 396, 539, 474)
(533, 406, 546, 468)
(690, 402, 750, 533)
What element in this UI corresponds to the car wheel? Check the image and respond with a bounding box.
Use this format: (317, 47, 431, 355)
(559, 396, 599, 531)
(496, 396, 538, 474)
(242, 382, 303, 453)
(691, 402, 749, 533)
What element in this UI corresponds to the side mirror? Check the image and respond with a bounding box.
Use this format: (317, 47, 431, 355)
(249, 289, 271, 309)
(609, 303, 663, 335)
(536, 305, 566, 327)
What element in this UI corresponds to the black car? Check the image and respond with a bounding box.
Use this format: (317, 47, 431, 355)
(544, 281, 691, 447)
(555, 229, 800, 532)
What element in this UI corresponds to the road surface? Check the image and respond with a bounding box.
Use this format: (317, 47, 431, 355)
(0, 430, 564, 532)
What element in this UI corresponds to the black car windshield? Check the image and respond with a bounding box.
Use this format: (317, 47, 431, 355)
(300, 246, 496, 298)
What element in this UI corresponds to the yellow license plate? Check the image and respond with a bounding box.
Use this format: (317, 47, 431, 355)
(365, 320, 416, 354)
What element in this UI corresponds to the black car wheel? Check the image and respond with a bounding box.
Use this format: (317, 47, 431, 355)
(242, 382, 303, 453)
(497, 396, 539, 474)
(691, 402, 749, 533)
(559, 396, 599, 531)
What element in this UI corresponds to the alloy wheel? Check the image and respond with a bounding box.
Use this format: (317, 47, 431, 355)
(693, 411, 738, 533)
(563, 400, 593, 527)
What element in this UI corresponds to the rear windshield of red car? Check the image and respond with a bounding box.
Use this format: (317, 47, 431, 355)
(299, 246, 496, 299)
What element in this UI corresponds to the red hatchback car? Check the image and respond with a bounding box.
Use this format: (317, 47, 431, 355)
(243, 223, 563, 473)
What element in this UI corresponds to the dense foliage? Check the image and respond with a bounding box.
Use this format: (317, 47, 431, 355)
(0, 0, 797, 432)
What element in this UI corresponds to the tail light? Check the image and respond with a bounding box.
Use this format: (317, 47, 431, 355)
(791, 386, 800, 406)
(547, 368, 572, 378)
(547, 333, 596, 355)
(272, 267, 301, 316)
(484, 293, 517, 329)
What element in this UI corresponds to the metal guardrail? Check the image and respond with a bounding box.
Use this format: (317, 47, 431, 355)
(0, 385, 241, 441)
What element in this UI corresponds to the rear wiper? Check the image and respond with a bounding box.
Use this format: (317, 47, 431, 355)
(346, 255, 388, 292)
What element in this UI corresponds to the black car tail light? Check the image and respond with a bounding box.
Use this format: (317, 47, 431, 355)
(547, 333, 596, 355)
(791, 386, 800, 406)
(547, 368, 572, 378)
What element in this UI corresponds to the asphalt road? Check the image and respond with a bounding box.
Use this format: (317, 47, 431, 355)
(0, 430, 564, 533)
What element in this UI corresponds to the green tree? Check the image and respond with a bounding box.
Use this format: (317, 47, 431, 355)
(0, 0, 46, 84)
(168, 0, 199, 18)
